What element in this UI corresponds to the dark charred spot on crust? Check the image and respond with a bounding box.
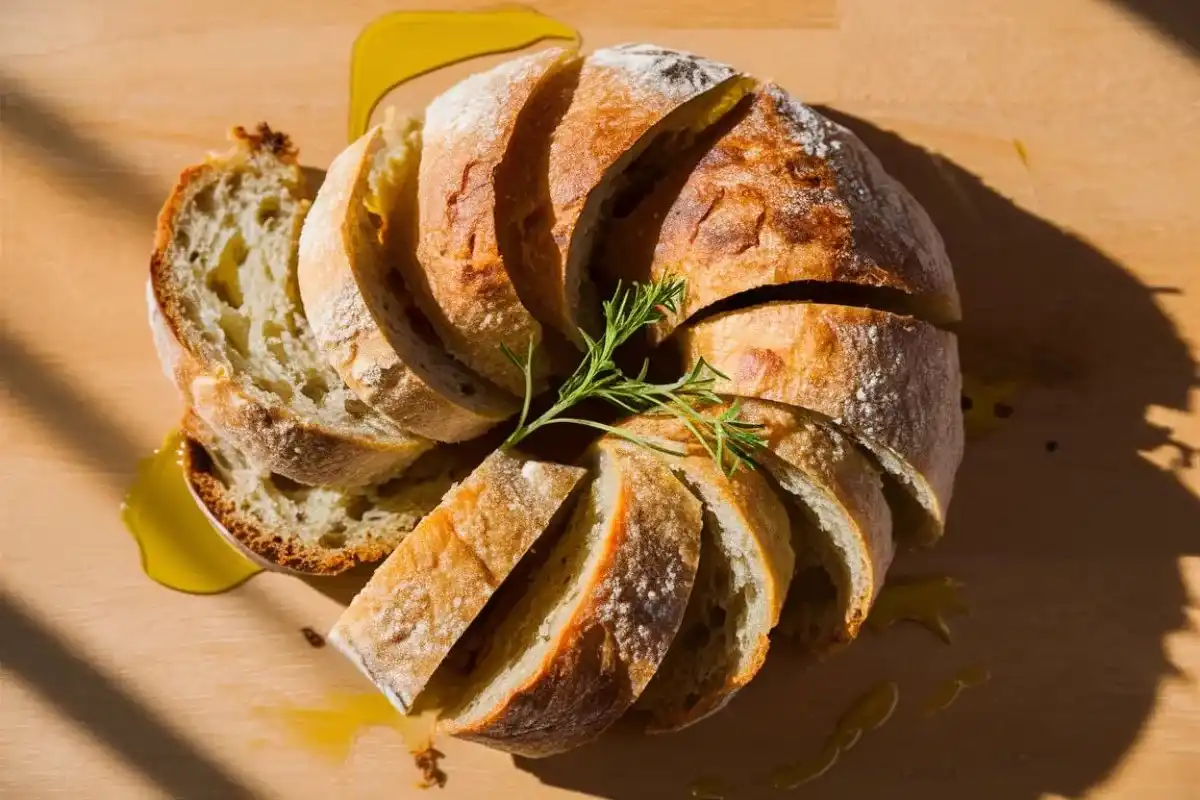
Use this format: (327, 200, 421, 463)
(232, 122, 297, 159)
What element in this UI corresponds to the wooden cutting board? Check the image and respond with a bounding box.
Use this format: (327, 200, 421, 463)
(3, 1, 1199, 797)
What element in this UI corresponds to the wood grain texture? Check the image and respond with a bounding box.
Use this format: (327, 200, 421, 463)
(2, 1, 1199, 798)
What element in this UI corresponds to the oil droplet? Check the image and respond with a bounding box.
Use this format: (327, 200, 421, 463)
(867, 576, 967, 643)
(771, 682, 899, 790)
(770, 743, 840, 790)
(256, 692, 438, 761)
(121, 430, 261, 594)
(1013, 139, 1030, 167)
(689, 776, 732, 799)
(349, 7, 579, 140)
(923, 665, 991, 715)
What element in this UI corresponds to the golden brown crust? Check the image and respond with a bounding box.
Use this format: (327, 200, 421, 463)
(679, 301, 963, 543)
(616, 414, 794, 731)
(443, 440, 703, 756)
(603, 86, 960, 343)
(230, 122, 297, 160)
(148, 127, 430, 486)
(415, 48, 579, 395)
(513, 44, 744, 343)
(328, 450, 587, 712)
(297, 122, 517, 442)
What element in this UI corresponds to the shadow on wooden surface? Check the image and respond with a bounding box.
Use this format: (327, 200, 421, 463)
(514, 113, 1200, 799)
(0, 590, 258, 799)
(1110, 0, 1200, 58)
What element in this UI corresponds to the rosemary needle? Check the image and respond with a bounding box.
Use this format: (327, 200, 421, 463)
(500, 278, 766, 476)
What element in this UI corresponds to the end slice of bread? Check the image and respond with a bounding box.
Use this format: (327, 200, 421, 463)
(181, 413, 480, 575)
(619, 415, 795, 732)
(298, 118, 518, 442)
(438, 438, 703, 756)
(327, 449, 587, 712)
(603, 85, 960, 343)
(148, 124, 431, 487)
(679, 301, 963, 545)
(516, 44, 753, 345)
(415, 47, 580, 395)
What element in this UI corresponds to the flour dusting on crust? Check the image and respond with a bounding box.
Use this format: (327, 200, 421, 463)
(588, 43, 737, 103)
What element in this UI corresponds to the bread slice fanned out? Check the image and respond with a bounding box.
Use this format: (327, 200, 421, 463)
(438, 439, 704, 756)
(603, 85, 960, 343)
(328, 449, 586, 712)
(618, 415, 795, 732)
(735, 399, 894, 649)
(511, 43, 753, 344)
(181, 413, 479, 575)
(148, 124, 431, 487)
(415, 47, 580, 395)
(298, 118, 518, 442)
(679, 301, 963, 545)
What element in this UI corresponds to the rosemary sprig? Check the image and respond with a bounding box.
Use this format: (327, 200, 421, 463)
(500, 278, 767, 475)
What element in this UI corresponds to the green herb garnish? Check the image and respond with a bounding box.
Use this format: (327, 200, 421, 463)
(500, 278, 766, 476)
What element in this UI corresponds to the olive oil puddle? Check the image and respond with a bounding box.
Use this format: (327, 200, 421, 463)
(121, 430, 261, 594)
(867, 575, 968, 642)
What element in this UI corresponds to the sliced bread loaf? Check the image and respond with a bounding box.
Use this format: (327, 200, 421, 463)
(297, 118, 518, 442)
(181, 413, 479, 575)
(619, 415, 795, 732)
(678, 301, 963, 545)
(415, 47, 581, 395)
(511, 44, 753, 344)
(736, 399, 895, 648)
(148, 124, 431, 487)
(603, 85, 960, 343)
(438, 438, 704, 756)
(327, 449, 586, 712)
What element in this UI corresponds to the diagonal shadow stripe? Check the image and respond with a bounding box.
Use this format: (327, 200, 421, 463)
(0, 70, 166, 220)
(0, 324, 142, 492)
(0, 590, 256, 799)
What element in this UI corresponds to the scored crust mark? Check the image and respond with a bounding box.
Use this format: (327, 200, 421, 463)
(517, 43, 751, 346)
(678, 302, 963, 545)
(438, 440, 703, 756)
(327, 450, 587, 712)
(417, 48, 581, 395)
(147, 126, 431, 488)
(601, 85, 960, 345)
(297, 118, 519, 443)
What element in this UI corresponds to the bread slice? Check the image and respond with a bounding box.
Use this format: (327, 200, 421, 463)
(414, 47, 580, 395)
(510, 43, 753, 344)
(148, 124, 431, 487)
(180, 413, 480, 575)
(618, 415, 795, 731)
(438, 438, 704, 756)
(297, 118, 518, 442)
(678, 301, 963, 545)
(327, 449, 587, 712)
(735, 399, 894, 648)
(603, 85, 960, 343)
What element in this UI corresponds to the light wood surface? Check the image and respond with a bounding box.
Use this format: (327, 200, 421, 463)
(3, 1, 1199, 798)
